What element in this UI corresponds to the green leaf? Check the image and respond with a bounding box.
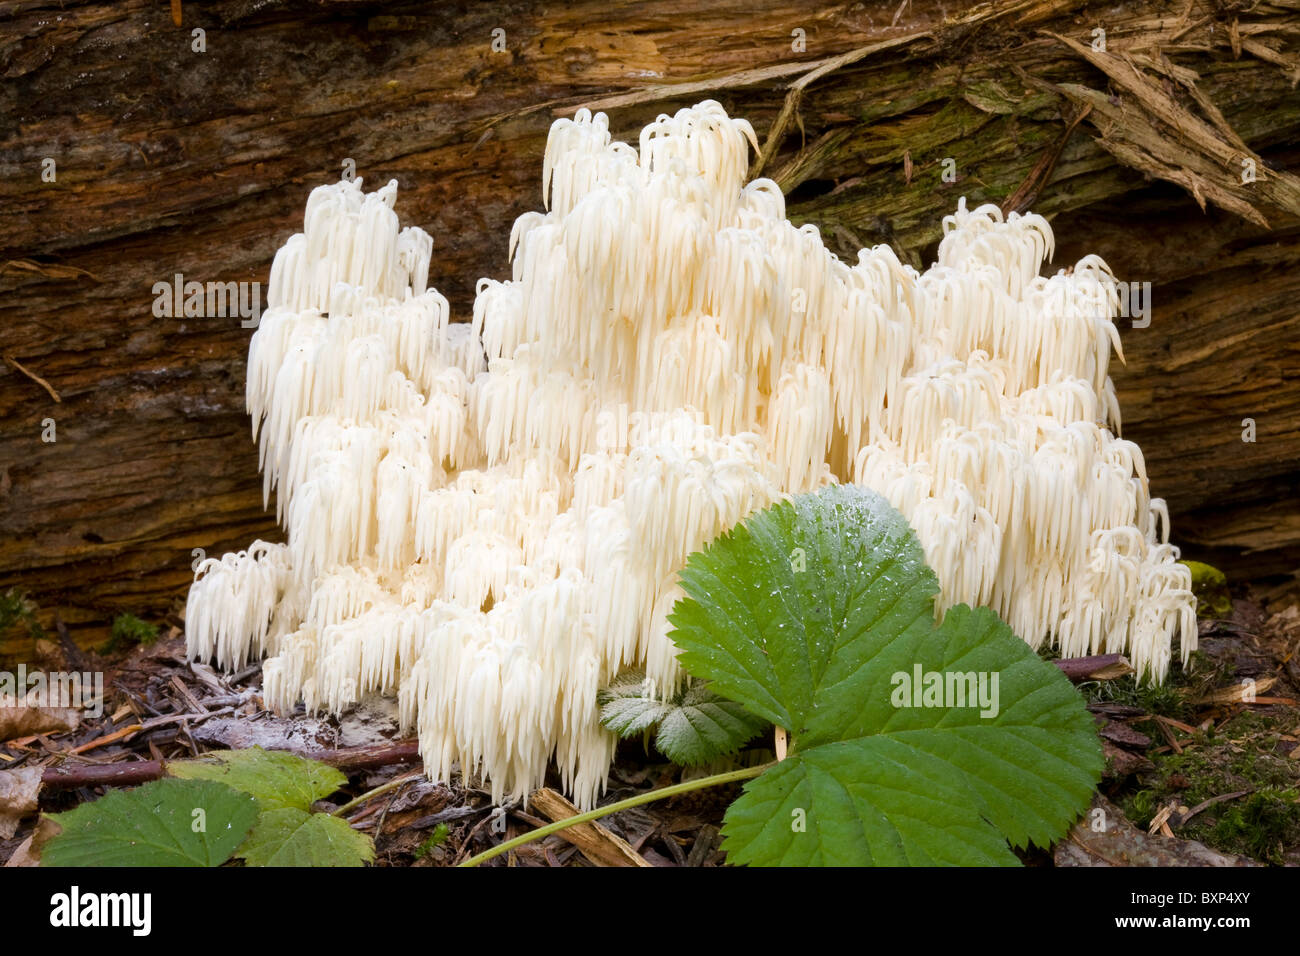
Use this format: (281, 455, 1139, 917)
(721, 737, 1020, 865)
(597, 670, 673, 738)
(43, 779, 260, 867)
(236, 807, 375, 867)
(169, 746, 347, 811)
(598, 670, 769, 766)
(654, 682, 769, 766)
(671, 484, 940, 745)
(721, 605, 1100, 864)
(669, 485, 1103, 866)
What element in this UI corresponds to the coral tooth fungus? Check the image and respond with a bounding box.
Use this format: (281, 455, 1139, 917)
(188, 100, 1195, 808)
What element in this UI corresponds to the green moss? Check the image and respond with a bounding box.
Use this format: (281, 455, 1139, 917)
(414, 823, 450, 859)
(103, 613, 159, 653)
(1179, 560, 1231, 618)
(1120, 709, 1300, 865)
(1210, 791, 1300, 865)
(1082, 650, 1222, 721)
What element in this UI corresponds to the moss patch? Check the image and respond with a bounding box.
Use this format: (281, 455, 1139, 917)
(1083, 650, 1224, 721)
(102, 613, 159, 654)
(1120, 709, 1300, 865)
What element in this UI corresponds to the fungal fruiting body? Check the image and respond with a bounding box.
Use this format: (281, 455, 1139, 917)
(187, 101, 1195, 808)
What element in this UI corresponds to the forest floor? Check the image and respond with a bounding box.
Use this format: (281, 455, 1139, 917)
(2, 582, 1298, 867)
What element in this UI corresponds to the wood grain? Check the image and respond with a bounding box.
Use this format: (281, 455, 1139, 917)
(1, 0, 1297, 658)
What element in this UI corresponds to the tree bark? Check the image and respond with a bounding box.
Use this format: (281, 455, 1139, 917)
(1, 0, 1297, 659)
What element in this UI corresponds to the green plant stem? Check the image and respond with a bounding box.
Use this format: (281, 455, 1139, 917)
(458, 762, 772, 867)
(332, 772, 421, 817)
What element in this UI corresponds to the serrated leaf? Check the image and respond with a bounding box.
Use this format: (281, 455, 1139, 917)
(236, 807, 374, 867)
(721, 605, 1100, 864)
(597, 670, 673, 738)
(43, 779, 260, 867)
(654, 683, 769, 766)
(721, 737, 1020, 865)
(169, 746, 347, 811)
(599, 670, 769, 766)
(669, 485, 1103, 865)
(670, 484, 940, 744)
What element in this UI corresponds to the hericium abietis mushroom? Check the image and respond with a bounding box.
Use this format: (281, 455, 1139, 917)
(186, 100, 1196, 807)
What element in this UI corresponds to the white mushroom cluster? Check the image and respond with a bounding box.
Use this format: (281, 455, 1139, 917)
(187, 100, 1195, 807)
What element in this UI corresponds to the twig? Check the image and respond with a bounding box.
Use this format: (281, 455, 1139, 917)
(1153, 715, 1184, 754)
(68, 724, 143, 755)
(132, 705, 234, 732)
(1173, 789, 1253, 827)
(1147, 800, 1178, 836)
(529, 787, 652, 867)
(1055, 653, 1133, 682)
(228, 662, 263, 685)
(2, 354, 61, 403)
(1001, 103, 1092, 216)
(1195, 676, 1278, 705)
(460, 763, 772, 867)
(1170, 14, 1213, 44)
(312, 738, 421, 770)
(119, 687, 162, 717)
(333, 771, 422, 818)
(1156, 714, 1199, 735)
(451, 810, 502, 866)
(41, 759, 164, 789)
(510, 807, 549, 829)
(169, 674, 209, 715)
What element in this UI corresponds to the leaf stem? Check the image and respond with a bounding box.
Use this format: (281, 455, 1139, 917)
(333, 771, 422, 817)
(458, 762, 772, 867)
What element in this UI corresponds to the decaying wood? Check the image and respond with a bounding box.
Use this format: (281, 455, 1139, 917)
(38, 736, 421, 791)
(39, 758, 164, 791)
(1055, 793, 1263, 866)
(0, 704, 80, 741)
(1195, 675, 1278, 704)
(1, 0, 1298, 658)
(1055, 654, 1135, 681)
(528, 786, 653, 867)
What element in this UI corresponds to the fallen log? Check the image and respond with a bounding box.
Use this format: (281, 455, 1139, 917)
(1, 0, 1297, 658)
(38, 738, 421, 791)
